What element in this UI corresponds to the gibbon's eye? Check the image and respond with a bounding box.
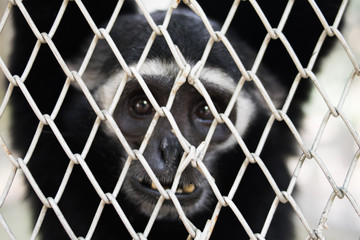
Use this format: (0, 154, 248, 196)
(130, 96, 154, 117)
(195, 102, 214, 122)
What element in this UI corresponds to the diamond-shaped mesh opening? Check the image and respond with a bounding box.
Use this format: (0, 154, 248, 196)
(0, 0, 359, 239)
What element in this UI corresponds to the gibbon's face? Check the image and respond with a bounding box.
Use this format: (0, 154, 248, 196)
(95, 59, 255, 218)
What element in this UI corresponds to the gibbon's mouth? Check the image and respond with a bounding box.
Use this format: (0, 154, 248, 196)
(141, 178, 196, 194)
(131, 177, 202, 200)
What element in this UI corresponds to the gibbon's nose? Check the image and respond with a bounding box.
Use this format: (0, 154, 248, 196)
(159, 134, 183, 168)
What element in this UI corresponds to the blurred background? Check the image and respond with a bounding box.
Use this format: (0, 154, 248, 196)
(0, 0, 359, 239)
(293, 0, 360, 238)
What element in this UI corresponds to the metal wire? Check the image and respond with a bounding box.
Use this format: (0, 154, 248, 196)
(0, 0, 359, 239)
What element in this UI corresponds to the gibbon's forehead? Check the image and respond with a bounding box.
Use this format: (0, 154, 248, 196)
(96, 59, 238, 107)
(139, 59, 237, 93)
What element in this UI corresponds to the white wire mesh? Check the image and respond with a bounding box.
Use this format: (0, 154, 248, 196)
(0, 0, 359, 239)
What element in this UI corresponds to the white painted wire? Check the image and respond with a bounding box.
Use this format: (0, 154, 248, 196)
(0, 0, 358, 239)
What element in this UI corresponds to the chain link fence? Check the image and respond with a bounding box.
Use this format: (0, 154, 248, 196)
(0, 0, 359, 239)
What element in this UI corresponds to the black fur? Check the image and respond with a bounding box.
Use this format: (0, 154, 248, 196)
(8, 0, 344, 239)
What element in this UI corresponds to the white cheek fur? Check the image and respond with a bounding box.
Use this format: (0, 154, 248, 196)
(199, 66, 255, 135)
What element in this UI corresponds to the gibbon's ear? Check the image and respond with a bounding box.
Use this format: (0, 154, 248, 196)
(189, 0, 345, 89)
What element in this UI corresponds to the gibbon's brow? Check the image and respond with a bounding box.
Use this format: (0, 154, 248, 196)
(200, 81, 234, 101)
(124, 76, 234, 102)
(124, 75, 173, 95)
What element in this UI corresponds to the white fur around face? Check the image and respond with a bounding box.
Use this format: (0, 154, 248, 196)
(94, 59, 255, 149)
(196, 66, 255, 151)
